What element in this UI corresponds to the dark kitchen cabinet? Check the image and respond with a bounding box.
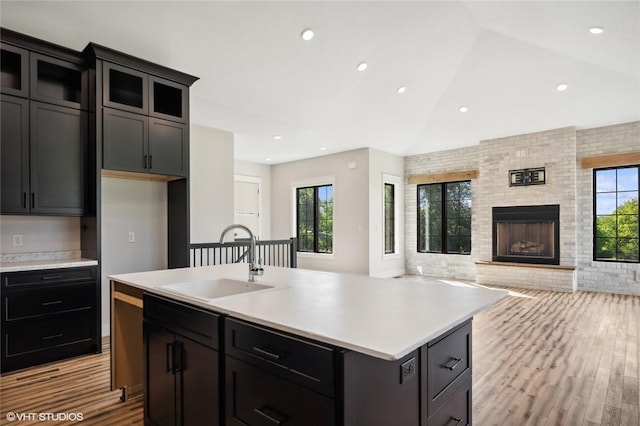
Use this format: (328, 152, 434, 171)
(1, 95, 29, 214)
(144, 294, 221, 426)
(30, 52, 87, 109)
(0, 266, 100, 373)
(30, 101, 86, 215)
(1, 42, 29, 97)
(103, 108, 187, 177)
(0, 99, 86, 216)
(99, 60, 190, 178)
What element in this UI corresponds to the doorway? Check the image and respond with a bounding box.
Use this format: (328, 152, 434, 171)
(234, 176, 261, 238)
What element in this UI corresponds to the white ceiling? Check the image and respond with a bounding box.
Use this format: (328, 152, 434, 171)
(2, 1, 639, 164)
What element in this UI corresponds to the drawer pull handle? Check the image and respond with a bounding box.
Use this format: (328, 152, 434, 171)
(42, 333, 63, 340)
(41, 275, 64, 281)
(252, 346, 282, 361)
(254, 406, 287, 425)
(42, 300, 63, 306)
(447, 417, 462, 426)
(442, 357, 463, 371)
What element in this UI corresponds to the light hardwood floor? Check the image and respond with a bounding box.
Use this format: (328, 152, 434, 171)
(1, 285, 638, 425)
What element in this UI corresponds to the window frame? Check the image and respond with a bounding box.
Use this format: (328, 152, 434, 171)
(295, 183, 334, 254)
(384, 182, 395, 255)
(592, 164, 639, 263)
(417, 180, 472, 255)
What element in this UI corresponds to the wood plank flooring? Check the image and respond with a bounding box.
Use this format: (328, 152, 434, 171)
(0, 285, 638, 425)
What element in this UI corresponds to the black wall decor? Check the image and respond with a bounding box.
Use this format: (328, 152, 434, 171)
(509, 167, 546, 187)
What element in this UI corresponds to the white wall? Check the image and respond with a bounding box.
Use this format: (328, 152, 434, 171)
(368, 148, 405, 278)
(235, 160, 272, 240)
(0, 216, 80, 255)
(101, 176, 167, 335)
(190, 124, 234, 243)
(271, 149, 370, 274)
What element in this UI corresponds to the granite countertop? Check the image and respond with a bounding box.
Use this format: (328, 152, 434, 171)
(0, 251, 98, 273)
(109, 263, 508, 360)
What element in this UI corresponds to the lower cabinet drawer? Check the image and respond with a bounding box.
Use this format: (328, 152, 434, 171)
(4, 314, 94, 357)
(4, 283, 95, 321)
(423, 320, 472, 414)
(426, 378, 471, 426)
(226, 356, 335, 426)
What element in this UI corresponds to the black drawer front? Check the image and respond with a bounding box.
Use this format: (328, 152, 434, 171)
(2, 266, 96, 289)
(4, 313, 95, 357)
(4, 283, 95, 321)
(424, 320, 472, 415)
(143, 293, 219, 349)
(427, 378, 471, 426)
(226, 356, 335, 426)
(226, 318, 335, 397)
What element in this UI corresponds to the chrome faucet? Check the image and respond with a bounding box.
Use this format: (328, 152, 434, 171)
(219, 224, 264, 282)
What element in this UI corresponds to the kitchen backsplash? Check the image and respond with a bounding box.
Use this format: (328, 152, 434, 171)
(0, 216, 81, 255)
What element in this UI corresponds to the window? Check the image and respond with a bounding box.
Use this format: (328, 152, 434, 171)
(417, 181, 471, 254)
(594, 166, 639, 262)
(296, 184, 333, 253)
(384, 183, 395, 254)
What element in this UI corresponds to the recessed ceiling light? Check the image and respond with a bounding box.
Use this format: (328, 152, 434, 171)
(265, 158, 272, 162)
(589, 26, 604, 34)
(273, 135, 282, 140)
(397, 86, 407, 94)
(459, 106, 469, 113)
(556, 83, 568, 91)
(301, 29, 314, 41)
(320, 147, 327, 151)
(356, 62, 368, 71)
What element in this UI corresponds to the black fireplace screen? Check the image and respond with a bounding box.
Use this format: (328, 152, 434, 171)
(492, 205, 560, 265)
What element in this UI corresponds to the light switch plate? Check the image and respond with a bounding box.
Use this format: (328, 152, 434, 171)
(12, 234, 23, 247)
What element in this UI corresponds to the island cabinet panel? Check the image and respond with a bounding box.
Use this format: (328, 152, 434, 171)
(226, 355, 335, 426)
(426, 378, 471, 426)
(0, 266, 100, 373)
(143, 293, 221, 426)
(422, 320, 472, 425)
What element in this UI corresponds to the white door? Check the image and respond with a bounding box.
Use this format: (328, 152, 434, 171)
(234, 180, 260, 238)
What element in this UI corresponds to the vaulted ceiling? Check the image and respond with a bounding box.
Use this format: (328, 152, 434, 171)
(2, 1, 638, 164)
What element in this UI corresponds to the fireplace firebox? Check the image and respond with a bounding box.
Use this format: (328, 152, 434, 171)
(492, 205, 560, 265)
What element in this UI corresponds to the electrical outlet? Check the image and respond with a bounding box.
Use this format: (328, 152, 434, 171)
(400, 357, 416, 384)
(12, 234, 23, 247)
(128, 232, 135, 243)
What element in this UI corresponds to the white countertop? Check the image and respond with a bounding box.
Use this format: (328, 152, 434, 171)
(0, 258, 98, 273)
(109, 264, 508, 360)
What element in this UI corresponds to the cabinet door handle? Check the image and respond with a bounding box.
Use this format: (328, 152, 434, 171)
(144, 155, 148, 169)
(31, 193, 35, 208)
(42, 300, 63, 306)
(42, 333, 63, 340)
(41, 275, 64, 281)
(254, 406, 287, 425)
(166, 343, 173, 373)
(252, 346, 282, 361)
(174, 342, 184, 373)
(442, 357, 463, 371)
(446, 417, 462, 426)
(22, 193, 26, 208)
(149, 155, 152, 169)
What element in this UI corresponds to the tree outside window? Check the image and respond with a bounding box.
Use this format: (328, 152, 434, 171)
(594, 166, 639, 262)
(296, 185, 333, 253)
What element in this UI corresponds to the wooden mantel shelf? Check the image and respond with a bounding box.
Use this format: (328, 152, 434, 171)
(475, 261, 576, 271)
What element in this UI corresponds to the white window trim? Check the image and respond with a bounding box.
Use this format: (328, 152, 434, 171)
(234, 174, 262, 239)
(382, 174, 402, 260)
(291, 175, 336, 259)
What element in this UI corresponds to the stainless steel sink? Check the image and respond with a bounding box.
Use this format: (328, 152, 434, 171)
(161, 278, 273, 300)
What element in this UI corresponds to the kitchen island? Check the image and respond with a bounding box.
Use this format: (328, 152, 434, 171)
(110, 264, 507, 425)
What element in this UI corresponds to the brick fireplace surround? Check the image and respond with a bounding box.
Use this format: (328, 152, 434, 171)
(405, 121, 640, 295)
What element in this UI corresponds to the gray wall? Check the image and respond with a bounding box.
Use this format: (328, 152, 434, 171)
(271, 149, 370, 274)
